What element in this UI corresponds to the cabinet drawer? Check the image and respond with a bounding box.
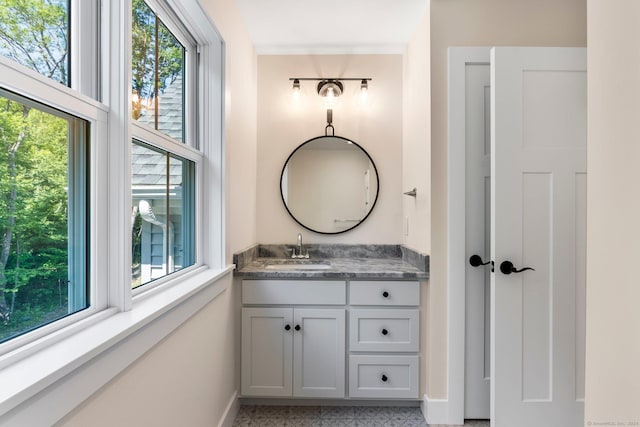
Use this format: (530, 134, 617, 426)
(349, 281, 419, 306)
(349, 309, 419, 352)
(242, 280, 346, 305)
(349, 355, 419, 399)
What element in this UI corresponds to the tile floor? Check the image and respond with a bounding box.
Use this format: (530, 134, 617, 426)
(232, 405, 490, 427)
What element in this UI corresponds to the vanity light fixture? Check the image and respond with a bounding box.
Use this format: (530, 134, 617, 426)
(289, 77, 372, 100)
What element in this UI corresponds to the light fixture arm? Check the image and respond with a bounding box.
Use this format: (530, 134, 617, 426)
(289, 78, 372, 82)
(325, 109, 334, 136)
(289, 77, 372, 99)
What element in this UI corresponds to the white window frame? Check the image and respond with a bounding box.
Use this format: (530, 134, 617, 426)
(128, 0, 216, 295)
(130, 0, 198, 147)
(129, 128, 203, 296)
(0, 0, 226, 423)
(0, 55, 109, 360)
(71, 0, 100, 99)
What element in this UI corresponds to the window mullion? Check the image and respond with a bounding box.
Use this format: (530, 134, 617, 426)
(103, 0, 133, 311)
(71, 0, 99, 99)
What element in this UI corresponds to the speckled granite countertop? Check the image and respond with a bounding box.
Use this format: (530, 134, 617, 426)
(233, 244, 429, 280)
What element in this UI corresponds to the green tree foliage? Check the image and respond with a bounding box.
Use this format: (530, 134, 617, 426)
(0, 95, 69, 341)
(0, 0, 70, 340)
(131, 0, 184, 120)
(0, 0, 69, 85)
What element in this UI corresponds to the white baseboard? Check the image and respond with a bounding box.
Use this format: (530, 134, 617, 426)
(218, 391, 239, 427)
(422, 395, 464, 425)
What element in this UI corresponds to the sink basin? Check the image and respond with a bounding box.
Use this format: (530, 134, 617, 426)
(264, 260, 331, 270)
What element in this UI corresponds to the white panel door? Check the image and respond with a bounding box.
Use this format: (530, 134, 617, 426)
(293, 308, 345, 398)
(490, 47, 586, 427)
(241, 307, 293, 396)
(465, 61, 491, 419)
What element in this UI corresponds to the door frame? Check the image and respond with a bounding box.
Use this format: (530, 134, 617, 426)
(443, 46, 491, 425)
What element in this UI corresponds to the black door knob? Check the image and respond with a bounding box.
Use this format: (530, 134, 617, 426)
(469, 254, 491, 267)
(284, 324, 291, 331)
(382, 291, 390, 298)
(294, 324, 301, 331)
(381, 374, 388, 382)
(381, 328, 389, 336)
(499, 260, 535, 275)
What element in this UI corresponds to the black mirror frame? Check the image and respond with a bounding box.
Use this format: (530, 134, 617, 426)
(280, 135, 380, 235)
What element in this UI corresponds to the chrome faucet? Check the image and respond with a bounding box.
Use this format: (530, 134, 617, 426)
(291, 233, 309, 259)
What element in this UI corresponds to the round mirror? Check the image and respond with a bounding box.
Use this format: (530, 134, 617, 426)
(280, 135, 379, 234)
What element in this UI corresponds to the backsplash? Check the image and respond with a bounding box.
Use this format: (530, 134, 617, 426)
(401, 246, 430, 272)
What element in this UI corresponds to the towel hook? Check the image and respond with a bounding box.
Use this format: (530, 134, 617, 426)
(403, 188, 417, 197)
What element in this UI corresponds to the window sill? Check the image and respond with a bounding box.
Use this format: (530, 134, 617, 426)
(0, 264, 234, 426)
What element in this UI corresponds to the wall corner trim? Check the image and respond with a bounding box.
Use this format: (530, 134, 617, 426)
(422, 395, 463, 425)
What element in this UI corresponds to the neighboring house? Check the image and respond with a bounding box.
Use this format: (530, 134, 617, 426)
(132, 75, 187, 285)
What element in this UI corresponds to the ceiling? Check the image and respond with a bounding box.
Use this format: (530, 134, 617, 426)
(235, 0, 429, 54)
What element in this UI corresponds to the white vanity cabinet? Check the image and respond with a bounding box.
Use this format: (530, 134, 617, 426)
(240, 278, 421, 400)
(348, 280, 420, 399)
(241, 280, 346, 398)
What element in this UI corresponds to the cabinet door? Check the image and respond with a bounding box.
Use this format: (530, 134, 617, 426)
(293, 308, 345, 398)
(241, 307, 293, 396)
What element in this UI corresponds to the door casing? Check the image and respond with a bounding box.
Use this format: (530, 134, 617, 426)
(440, 46, 492, 426)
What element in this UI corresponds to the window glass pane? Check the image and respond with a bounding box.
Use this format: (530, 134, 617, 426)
(131, 0, 185, 142)
(0, 0, 70, 86)
(0, 89, 88, 343)
(131, 141, 194, 288)
(169, 153, 194, 273)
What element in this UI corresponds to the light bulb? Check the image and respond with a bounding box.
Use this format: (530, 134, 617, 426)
(326, 86, 335, 99)
(324, 86, 336, 107)
(360, 79, 369, 104)
(292, 79, 301, 100)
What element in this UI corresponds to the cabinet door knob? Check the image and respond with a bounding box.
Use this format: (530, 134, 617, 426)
(381, 328, 389, 336)
(382, 291, 390, 298)
(284, 324, 291, 331)
(294, 324, 301, 331)
(381, 374, 388, 382)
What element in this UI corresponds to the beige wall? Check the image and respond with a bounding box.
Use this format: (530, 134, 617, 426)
(585, 1, 640, 423)
(403, 8, 430, 255)
(256, 55, 403, 244)
(59, 276, 240, 427)
(209, 0, 259, 263)
(402, 8, 431, 397)
(59, 0, 257, 425)
(429, 0, 586, 398)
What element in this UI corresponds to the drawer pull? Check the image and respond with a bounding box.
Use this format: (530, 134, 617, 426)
(381, 328, 389, 336)
(382, 291, 390, 298)
(381, 374, 388, 382)
(294, 324, 301, 331)
(284, 324, 291, 331)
